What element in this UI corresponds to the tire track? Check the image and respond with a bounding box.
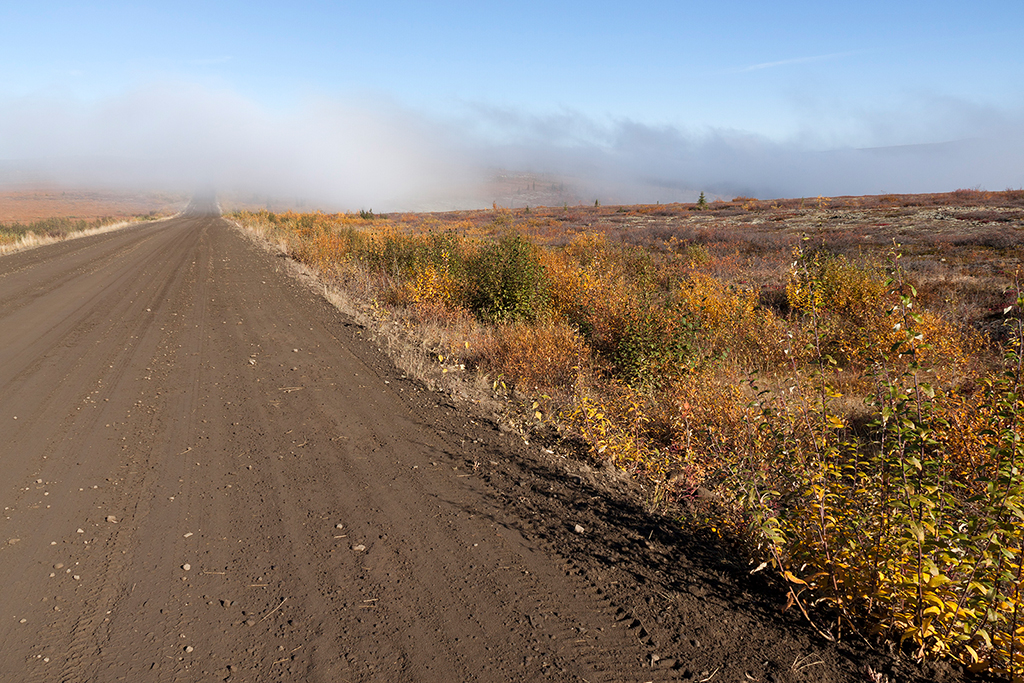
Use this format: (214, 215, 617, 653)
(2, 214, 688, 682)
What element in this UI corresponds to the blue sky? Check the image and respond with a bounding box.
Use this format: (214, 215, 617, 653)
(1, 1, 1022, 208)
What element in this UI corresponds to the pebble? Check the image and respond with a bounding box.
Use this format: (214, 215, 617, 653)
(76, 529, 84, 534)
(574, 524, 585, 534)
(352, 544, 366, 552)
(106, 515, 117, 524)
(185, 646, 194, 653)
(183, 564, 191, 571)
(336, 523, 344, 529)
(7, 538, 19, 545)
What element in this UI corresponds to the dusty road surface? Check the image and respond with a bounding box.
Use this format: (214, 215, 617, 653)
(0, 212, 952, 683)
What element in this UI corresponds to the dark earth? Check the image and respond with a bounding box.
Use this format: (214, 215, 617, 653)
(0, 206, 970, 681)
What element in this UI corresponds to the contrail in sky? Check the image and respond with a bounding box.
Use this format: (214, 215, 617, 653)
(729, 51, 860, 73)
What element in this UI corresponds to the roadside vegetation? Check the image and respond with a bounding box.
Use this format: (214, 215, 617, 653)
(0, 215, 154, 254)
(233, 189, 1024, 679)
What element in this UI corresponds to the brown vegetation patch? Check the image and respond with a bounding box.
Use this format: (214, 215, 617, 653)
(0, 188, 185, 223)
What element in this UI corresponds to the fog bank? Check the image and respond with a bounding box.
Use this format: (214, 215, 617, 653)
(1, 83, 1021, 210)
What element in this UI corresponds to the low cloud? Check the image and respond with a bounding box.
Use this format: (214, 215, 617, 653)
(463, 103, 1024, 203)
(0, 82, 1021, 210)
(0, 83, 479, 211)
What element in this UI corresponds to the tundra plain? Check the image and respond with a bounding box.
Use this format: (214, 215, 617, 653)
(2, 191, 1022, 681)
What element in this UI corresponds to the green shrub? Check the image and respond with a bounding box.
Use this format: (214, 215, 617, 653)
(467, 232, 549, 323)
(613, 304, 695, 388)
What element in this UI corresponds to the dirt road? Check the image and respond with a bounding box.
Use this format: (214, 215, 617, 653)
(0, 214, 949, 682)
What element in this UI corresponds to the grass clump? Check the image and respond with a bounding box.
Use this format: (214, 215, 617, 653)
(0, 216, 135, 254)
(1, 216, 118, 244)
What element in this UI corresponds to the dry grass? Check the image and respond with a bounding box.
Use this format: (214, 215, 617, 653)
(0, 217, 165, 256)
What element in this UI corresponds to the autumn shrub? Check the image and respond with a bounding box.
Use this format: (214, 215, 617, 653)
(736, 275, 1024, 677)
(546, 233, 696, 386)
(548, 232, 625, 337)
(474, 321, 587, 394)
(610, 302, 695, 388)
(673, 272, 785, 370)
(295, 226, 356, 271)
(659, 369, 761, 484)
(466, 231, 549, 323)
(786, 249, 896, 368)
(537, 247, 592, 322)
(381, 232, 468, 308)
(561, 384, 652, 473)
(0, 216, 117, 240)
(351, 226, 424, 276)
(912, 310, 987, 382)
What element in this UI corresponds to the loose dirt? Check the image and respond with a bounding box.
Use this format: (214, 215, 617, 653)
(0, 214, 961, 681)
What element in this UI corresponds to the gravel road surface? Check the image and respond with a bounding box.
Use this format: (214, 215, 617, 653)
(0, 213, 955, 682)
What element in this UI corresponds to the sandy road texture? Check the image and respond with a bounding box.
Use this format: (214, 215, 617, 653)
(0, 213, 957, 683)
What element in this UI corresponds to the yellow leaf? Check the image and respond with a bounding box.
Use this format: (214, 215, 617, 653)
(783, 571, 807, 585)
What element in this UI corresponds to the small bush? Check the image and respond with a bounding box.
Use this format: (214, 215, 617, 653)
(786, 250, 894, 368)
(612, 303, 695, 388)
(467, 232, 550, 323)
(477, 321, 587, 393)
